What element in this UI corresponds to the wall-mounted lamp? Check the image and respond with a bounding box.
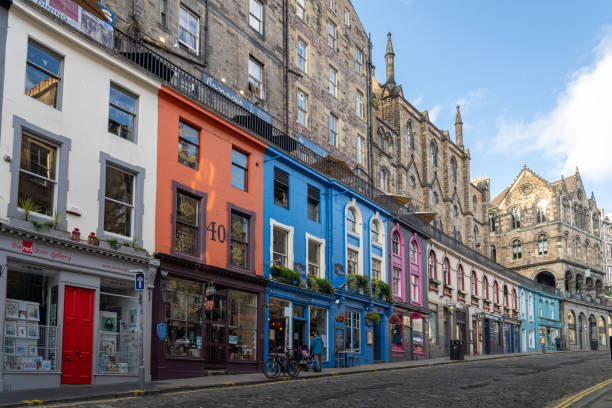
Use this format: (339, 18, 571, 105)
(334, 299, 340, 305)
(221, 77, 227, 83)
(159, 36, 166, 44)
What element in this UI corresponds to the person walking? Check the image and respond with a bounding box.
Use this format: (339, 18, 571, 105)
(310, 329, 324, 372)
(554, 336, 561, 351)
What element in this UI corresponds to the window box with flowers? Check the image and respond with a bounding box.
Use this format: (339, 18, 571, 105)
(371, 280, 392, 303)
(335, 313, 345, 323)
(270, 264, 301, 286)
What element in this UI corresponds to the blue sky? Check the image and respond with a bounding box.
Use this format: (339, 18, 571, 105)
(353, 0, 612, 214)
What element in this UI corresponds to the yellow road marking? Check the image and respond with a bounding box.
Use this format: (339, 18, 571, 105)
(549, 377, 612, 408)
(129, 390, 144, 396)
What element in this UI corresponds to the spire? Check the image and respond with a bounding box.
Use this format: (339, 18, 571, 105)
(385, 32, 395, 86)
(455, 105, 463, 147)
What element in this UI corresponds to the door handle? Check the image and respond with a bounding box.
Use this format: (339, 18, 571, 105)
(75, 349, 80, 355)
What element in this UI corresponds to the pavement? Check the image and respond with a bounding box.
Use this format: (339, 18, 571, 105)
(0, 351, 549, 407)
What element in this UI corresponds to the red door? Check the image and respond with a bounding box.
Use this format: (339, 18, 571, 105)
(61, 286, 94, 384)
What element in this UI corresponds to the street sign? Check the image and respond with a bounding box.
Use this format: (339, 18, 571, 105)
(135, 272, 145, 290)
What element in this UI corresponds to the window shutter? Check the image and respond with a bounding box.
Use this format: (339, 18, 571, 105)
(274, 168, 289, 186)
(307, 185, 319, 201)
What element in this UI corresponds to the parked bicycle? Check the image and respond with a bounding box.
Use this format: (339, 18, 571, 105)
(263, 348, 300, 379)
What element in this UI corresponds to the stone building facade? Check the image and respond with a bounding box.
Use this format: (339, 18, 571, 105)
(371, 34, 490, 256)
(602, 212, 612, 287)
(489, 166, 611, 351)
(100, 0, 370, 171)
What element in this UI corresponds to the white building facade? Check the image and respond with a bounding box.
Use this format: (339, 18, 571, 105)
(0, 0, 160, 391)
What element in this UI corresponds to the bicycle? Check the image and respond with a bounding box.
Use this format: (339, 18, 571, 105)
(263, 348, 300, 379)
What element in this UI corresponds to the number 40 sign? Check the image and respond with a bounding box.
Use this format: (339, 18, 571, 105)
(207, 222, 226, 243)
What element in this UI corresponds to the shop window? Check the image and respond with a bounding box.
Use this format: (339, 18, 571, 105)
(345, 309, 360, 351)
(25, 40, 63, 109)
(162, 277, 202, 357)
(268, 298, 291, 354)
(230, 210, 250, 269)
(98, 279, 139, 374)
(4, 267, 58, 372)
(229, 291, 257, 361)
(391, 314, 403, 351)
(18, 134, 58, 217)
(310, 307, 328, 361)
(567, 312, 576, 345)
(428, 312, 437, 345)
(178, 121, 200, 170)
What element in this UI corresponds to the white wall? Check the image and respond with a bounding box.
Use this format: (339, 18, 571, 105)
(0, 2, 160, 252)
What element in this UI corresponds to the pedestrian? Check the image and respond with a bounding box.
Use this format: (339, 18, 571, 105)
(555, 336, 561, 351)
(310, 329, 324, 372)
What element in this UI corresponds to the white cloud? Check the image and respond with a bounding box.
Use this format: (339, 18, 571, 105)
(456, 88, 488, 115)
(428, 105, 443, 123)
(493, 27, 612, 182)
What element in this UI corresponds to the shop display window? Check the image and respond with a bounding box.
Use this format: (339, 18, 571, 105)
(391, 314, 403, 352)
(345, 309, 360, 351)
(162, 277, 203, 357)
(412, 317, 424, 356)
(310, 306, 328, 361)
(97, 279, 139, 375)
(268, 298, 290, 355)
(4, 266, 58, 372)
(228, 291, 257, 361)
(492, 321, 500, 347)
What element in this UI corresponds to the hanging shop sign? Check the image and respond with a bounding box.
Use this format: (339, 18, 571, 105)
(411, 312, 422, 320)
(205, 284, 216, 297)
(157, 323, 167, 341)
(205, 299, 215, 312)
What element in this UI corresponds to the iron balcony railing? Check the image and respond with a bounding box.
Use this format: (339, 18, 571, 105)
(28, 0, 556, 295)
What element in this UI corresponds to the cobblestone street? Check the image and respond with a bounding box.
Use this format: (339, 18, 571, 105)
(45, 352, 612, 408)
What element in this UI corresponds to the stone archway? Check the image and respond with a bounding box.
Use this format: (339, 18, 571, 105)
(588, 315, 597, 350)
(535, 271, 556, 288)
(578, 313, 586, 349)
(564, 271, 574, 293)
(575, 275, 584, 298)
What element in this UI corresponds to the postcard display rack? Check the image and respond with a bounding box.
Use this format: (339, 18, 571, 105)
(4, 299, 53, 371)
(98, 309, 138, 375)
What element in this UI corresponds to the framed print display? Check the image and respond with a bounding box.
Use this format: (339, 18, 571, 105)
(100, 311, 117, 332)
(15, 343, 27, 356)
(6, 301, 18, 318)
(367, 330, 373, 345)
(42, 360, 51, 371)
(27, 323, 39, 338)
(17, 325, 27, 337)
(4, 338, 15, 355)
(27, 304, 39, 320)
(129, 309, 137, 326)
(101, 339, 116, 356)
(28, 345, 37, 356)
(5, 320, 16, 337)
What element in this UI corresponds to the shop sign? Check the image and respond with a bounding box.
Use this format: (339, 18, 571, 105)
(157, 323, 167, 341)
(411, 312, 422, 320)
(229, 335, 238, 345)
(205, 285, 216, 297)
(205, 299, 215, 311)
(403, 315, 411, 326)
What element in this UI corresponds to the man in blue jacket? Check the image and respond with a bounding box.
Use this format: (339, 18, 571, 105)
(310, 329, 324, 371)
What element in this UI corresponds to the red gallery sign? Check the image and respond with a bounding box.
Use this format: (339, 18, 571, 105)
(22, 240, 32, 254)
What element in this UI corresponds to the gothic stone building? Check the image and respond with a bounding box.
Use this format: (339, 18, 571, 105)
(371, 34, 490, 256)
(489, 166, 611, 351)
(100, 0, 369, 171)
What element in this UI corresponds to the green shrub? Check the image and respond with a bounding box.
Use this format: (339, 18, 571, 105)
(346, 273, 358, 291)
(366, 312, 381, 325)
(271, 264, 301, 285)
(372, 280, 392, 302)
(315, 277, 334, 295)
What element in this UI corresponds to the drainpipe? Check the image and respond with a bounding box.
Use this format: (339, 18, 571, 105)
(327, 184, 334, 285)
(283, 0, 289, 133)
(203, 0, 208, 66)
(366, 33, 374, 185)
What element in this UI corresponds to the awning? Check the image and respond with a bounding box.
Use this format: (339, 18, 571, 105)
(415, 211, 437, 223)
(73, 0, 107, 21)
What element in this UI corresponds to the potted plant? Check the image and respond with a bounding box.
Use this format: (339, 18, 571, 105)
(346, 273, 359, 291)
(365, 312, 380, 326)
(335, 313, 345, 323)
(389, 315, 400, 325)
(18, 197, 41, 222)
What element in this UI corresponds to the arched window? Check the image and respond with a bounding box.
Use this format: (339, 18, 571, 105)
(599, 317, 606, 346)
(537, 201, 547, 223)
(347, 207, 357, 233)
(450, 156, 457, 182)
(410, 175, 416, 188)
(482, 276, 489, 300)
(489, 213, 497, 232)
(512, 289, 518, 309)
(471, 271, 478, 297)
(407, 120, 414, 149)
(493, 281, 499, 304)
(457, 231, 462, 243)
(383, 134, 389, 153)
(473, 225, 479, 248)
(453, 204, 459, 216)
(503, 285, 509, 307)
(538, 234, 548, 255)
(538, 299, 543, 316)
(490, 245, 497, 262)
(568, 311, 576, 345)
(472, 195, 478, 211)
(430, 140, 438, 167)
(520, 290, 525, 318)
(377, 128, 383, 148)
(410, 240, 418, 264)
(528, 293, 534, 321)
(457, 264, 464, 292)
(379, 168, 388, 191)
(511, 207, 521, 229)
(392, 231, 400, 255)
(512, 239, 522, 260)
(428, 250, 437, 280)
(443, 257, 451, 286)
(433, 191, 439, 204)
(371, 219, 381, 245)
(452, 227, 458, 239)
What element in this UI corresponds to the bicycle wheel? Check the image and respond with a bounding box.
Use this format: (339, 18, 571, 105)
(263, 357, 281, 379)
(286, 358, 300, 377)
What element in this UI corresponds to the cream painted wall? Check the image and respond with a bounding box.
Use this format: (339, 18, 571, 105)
(0, 3, 160, 252)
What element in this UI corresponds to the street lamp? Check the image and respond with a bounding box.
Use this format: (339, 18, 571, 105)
(129, 269, 146, 391)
